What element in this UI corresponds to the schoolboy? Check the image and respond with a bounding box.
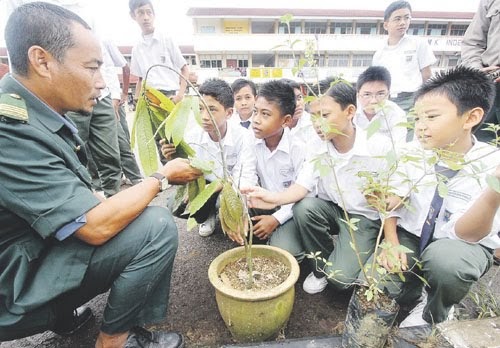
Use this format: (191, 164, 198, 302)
(355, 66, 407, 144)
(129, 0, 189, 104)
(230, 78, 257, 128)
(376, 66, 499, 334)
(250, 80, 305, 260)
(244, 81, 392, 294)
(281, 79, 316, 144)
(177, 78, 257, 237)
(372, 1, 436, 114)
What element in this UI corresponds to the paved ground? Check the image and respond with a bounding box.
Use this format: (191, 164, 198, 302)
(1, 188, 499, 348)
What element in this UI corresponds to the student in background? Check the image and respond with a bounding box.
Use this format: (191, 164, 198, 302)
(281, 79, 316, 144)
(230, 78, 257, 129)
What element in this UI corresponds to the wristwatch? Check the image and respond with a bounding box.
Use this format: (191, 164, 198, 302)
(150, 172, 170, 192)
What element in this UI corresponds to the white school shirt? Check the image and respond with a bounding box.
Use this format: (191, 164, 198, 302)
(230, 111, 253, 128)
(130, 30, 186, 91)
(296, 128, 392, 221)
(185, 121, 257, 188)
(372, 35, 436, 94)
(101, 40, 128, 100)
(394, 140, 500, 249)
(289, 111, 317, 145)
(255, 128, 306, 224)
(354, 100, 407, 144)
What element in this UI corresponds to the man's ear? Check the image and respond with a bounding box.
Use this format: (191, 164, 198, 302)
(464, 107, 484, 130)
(383, 22, 389, 32)
(27, 46, 52, 78)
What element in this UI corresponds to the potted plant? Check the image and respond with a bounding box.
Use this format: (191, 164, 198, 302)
(132, 65, 301, 343)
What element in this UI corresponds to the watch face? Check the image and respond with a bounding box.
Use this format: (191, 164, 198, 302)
(160, 178, 169, 191)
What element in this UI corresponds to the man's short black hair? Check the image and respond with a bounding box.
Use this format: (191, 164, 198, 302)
(325, 81, 357, 110)
(414, 66, 496, 133)
(129, 0, 154, 14)
(231, 78, 257, 96)
(384, 0, 412, 21)
(258, 80, 296, 117)
(5, 1, 91, 76)
(356, 66, 392, 92)
(199, 78, 234, 109)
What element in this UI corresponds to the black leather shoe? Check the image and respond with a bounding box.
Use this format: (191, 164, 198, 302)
(52, 306, 94, 336)
(125, 327, 184, 348)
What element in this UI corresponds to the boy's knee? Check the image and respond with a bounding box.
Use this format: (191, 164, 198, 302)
(292, 197, 318, 221)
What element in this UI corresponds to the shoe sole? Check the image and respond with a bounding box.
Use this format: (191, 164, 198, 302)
(53, 311, 94, 336)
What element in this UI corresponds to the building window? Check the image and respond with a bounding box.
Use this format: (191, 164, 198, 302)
(328, 54, 350, 67)
(252, 53, 275, 67)
(408, 23, 425, 35)
(304, 21, 327, 34)
(446, 54, 460, 67)
(355, 23, 377, 35)
(277, 54, 300, 68)
(312, 54, 326, 67)
(199, 54, 222, 68)
(352, 54, 372, 67)
(184, 55, 196, 66)
(330, 22, 353, 34)
(427, 23, 447, 36)
(450, 24, 468, 36)
(278, 21, 302, 34)
(251, 21, 275, 34)
(227, 54, 249, 68)
(200, 26, 215, 34)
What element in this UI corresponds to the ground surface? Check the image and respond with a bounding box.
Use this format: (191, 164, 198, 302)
(1, 187, 499, 348)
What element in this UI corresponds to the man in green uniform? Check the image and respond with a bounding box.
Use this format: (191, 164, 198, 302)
(0, 3, 201, 347)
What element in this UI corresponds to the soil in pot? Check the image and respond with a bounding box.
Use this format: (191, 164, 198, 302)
(219, 256, 289, 291)
(342, 286, 400, 348)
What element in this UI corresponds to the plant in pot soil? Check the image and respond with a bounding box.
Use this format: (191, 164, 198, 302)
(132, 65, 301, 343)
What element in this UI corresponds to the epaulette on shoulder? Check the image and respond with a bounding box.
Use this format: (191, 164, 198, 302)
(0, 93, 28, 122)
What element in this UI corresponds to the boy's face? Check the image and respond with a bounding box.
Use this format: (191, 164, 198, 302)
(199, 95, 232, 137)
(290, 87, 305, 128)
(358, 81, 389, 117)
(233, 85, 256, 121)
(310, 95, 354, 142)
(383, 8, 411, 38)
(414, 94, 475, 151)
(131, 4, 155, 35)
(252, 96, 290, 140)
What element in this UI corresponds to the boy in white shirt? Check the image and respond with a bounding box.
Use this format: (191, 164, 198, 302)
(183, 78, 257, 237)
(281, 79, 316, 144)
(251, 80, 306, 261)
(244, 81, 392, 294)
(354, 66, 407, 144)
(230, 78, 257, 129)
(375, 66, 499, 336)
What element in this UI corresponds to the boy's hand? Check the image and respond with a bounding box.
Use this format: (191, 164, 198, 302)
(251, 215, 279, 240)
(160, 139, 176, 160)
(377, 242, 408, 272)
(240, 186, 279, 210)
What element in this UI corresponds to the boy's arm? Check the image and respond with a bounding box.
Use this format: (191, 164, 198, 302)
(378, 216, 408, 272)
(243, 183, 309, 210)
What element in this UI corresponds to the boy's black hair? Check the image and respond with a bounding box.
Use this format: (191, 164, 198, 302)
(308, 76, 337, 97)
(231, 78, 257, 96)
(281, 78, 301, 91)
(129, 0, 154, 13)
(414, 66, 495, 132)
(257, 80, 296, 117)
(324, 81, 357, 110)
(384, 0, 412, 21)
(199, 78, 234, 109)
(356, 66, 392, 91)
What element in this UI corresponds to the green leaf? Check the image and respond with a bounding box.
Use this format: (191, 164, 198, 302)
(437, 181, 448, 198)
(190, 157, 214, 173)
(486, 174, 500, 193)
(187, 217, 198, 231)
(164, 99, 191, 147)
(366, 118, 382, 139)
(188, 179, 221, 215)
(175, 140, 196, 159)
(366, 290, 374, 302)
(134, 108, 159, 176)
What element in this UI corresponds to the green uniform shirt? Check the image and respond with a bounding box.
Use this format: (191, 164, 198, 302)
(0, 75, 101, 326)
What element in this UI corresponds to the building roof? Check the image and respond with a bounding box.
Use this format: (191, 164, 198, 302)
(186, 8, 474, 21)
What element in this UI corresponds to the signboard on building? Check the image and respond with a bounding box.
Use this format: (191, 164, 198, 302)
(249, 68, 283, 79)
(223, 20, 249, 34)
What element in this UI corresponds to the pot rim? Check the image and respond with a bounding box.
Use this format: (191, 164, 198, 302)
(208, 245, 300, 301)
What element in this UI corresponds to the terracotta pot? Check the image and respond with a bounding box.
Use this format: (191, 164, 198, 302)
(208, 245, 300, 342)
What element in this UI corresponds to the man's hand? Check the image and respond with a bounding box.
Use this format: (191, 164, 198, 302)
(161, 158, 202, 185)
(482, 66, 500, 83)
(170, 94, 183, 104)
(160, 139, 176, 160)
(240, 186, 279, 210)
(252, 215, 279, 240)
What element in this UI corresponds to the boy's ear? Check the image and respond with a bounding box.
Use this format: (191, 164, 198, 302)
(463, 107, 484, 130)
(346, 104, 357, 121)
(225, 107, 234, 119)
(282, 114, 293, 127)
(383, 22, 389, 32)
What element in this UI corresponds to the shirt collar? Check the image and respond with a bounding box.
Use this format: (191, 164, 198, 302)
(200, 120, 236, 147)
(255, 127, 291, 154)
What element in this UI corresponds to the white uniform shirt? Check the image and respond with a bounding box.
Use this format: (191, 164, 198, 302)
(289, 111, 317, 145)
(296, 128, 392, 220)
(101, 40, 127, 100)
(185, 121, 257, 188)
(372, 35, 436, 94)
(130, 30, 186, 91)
(229, 112, 253, 128)
(255, 128, 306, 224)
(354, 99, 407, 144)
(394, 140, 500, 249)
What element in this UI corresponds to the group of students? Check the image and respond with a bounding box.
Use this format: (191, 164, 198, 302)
(161, 63, 499, 334)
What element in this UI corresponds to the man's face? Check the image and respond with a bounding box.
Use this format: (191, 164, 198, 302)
(357, 81, 389, 117)
(131, 4, 155, 35)
(51, 23, 105, 115)
(384, 8, 411, 38)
